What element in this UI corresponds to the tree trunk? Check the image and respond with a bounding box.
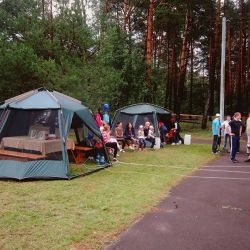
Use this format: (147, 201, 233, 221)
(165, 37, 170, 108)
(157, 31, 163, 68)
(144, 0, 155, 102)
(247, 0, 250, 111)
(175, 11, 191, 115)
(104, 0, 109, 14)
(123, 0, 129, 33)
(168, 33, 177, 110)
(208, 0, 220, 115)
(189, 32, 194, 114)
(226, 22, 233, 110)
(80, 0, 87, 25)
(42, 0, 45, 19)
(236, 0, 243, 110)
(50, 0, 53, 41)
(202, 2, 220, 128)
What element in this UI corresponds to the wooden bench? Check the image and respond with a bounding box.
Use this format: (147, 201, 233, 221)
(0, 149, 47, 161)
(72, 146, 93, 164)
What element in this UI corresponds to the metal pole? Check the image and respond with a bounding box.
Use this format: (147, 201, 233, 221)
(220, 16, 226, 124)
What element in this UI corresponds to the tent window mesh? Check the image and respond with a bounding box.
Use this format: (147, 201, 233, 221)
(0, 109, 63, 161)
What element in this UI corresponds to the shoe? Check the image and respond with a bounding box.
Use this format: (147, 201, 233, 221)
(231, 159, 239, 163)
(172, 143, 176, 145)
(117, 154, 120, 157)
(113, 158, 118, 162)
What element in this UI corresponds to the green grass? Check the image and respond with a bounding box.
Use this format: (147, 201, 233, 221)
(0, 144, 216, 250)
(181, 122, 211, 139)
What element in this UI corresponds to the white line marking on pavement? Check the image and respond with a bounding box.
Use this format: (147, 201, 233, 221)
(116, 162, 250, 175)
(203, 165, 250, 168)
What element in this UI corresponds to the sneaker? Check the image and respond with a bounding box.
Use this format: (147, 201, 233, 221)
(231, 159, 239, 163)
(113, 158, 118, 162)
(117, 154, 120, 157)
(212, 152, 218, 154)
(172, 143, 176, 145)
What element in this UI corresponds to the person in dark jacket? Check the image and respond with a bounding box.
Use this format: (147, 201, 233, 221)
(172, 117, 184, 145)
(124, 122, 136, 149)
(229, 112, 242, 163)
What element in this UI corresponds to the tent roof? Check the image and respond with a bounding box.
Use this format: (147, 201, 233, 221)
(0, 88, 101, 137)
(116, 103, 172, 115)
(0, 88, 84, 111)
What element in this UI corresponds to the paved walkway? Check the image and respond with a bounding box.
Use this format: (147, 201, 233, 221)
(105, 144, 250, 250)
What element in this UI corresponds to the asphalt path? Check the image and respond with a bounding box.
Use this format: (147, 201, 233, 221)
(105, 143, 250, 250)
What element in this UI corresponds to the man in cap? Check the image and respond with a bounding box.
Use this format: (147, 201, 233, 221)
(212, 113, 221, 154)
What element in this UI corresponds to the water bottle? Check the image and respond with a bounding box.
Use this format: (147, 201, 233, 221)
(96, 153, 100, 165)
(100, 155, 105, 165)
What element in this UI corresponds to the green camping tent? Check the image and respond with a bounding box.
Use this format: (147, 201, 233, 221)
(111, 103, 172, 137)
(0, 88, 110, 180)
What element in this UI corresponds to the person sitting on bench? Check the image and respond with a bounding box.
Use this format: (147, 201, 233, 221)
(138, 125, 146, 151)
(124, 122, 136, 150)
(115, 122, 125, 152)
(147, 125, 156, 148)
(159, 121, 168, 144)
(101, 124, 118, 161)
(144, 122, 155, 148)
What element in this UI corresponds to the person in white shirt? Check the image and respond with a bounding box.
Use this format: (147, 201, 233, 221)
(137, 125, 146, 151)
(221, 115, 231, 150)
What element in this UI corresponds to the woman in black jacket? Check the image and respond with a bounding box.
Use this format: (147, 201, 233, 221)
(124, 122, 136, 149)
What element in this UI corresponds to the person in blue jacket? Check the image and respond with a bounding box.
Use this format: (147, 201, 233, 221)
(212, 113, 221, 154)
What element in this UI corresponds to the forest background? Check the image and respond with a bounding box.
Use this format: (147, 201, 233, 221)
(0, 0, 249, 128)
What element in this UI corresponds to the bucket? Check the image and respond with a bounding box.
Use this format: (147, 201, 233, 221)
(154, 137, 161, 149)
(184, 134, 191, 145)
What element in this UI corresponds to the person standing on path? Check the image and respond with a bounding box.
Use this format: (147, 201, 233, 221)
(246, 112, 250, 145)
(246, 112, 250, 156)
(212, 113, 221, 154)
(229, 112, 242, 163)
(221, 115, 231, 150)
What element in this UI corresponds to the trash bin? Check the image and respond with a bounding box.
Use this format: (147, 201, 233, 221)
(184, 134, 191, 145)
(154, 137, 161, 149)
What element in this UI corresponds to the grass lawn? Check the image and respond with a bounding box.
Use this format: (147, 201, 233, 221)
(0, 144, 216, 250)
(181, 122, 212, 139)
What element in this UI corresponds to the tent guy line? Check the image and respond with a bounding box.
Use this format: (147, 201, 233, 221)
(106, 167, 250, 181)
(116, 161, 250, 174)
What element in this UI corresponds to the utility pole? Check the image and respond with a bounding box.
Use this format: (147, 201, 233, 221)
(220, 16, 226, 123)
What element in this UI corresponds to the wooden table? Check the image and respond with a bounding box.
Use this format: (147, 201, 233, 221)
(72, 146, 93, 164)
(1, 136, 75, 155)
